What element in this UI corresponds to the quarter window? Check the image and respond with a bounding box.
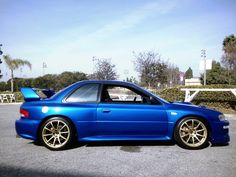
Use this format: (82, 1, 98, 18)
(66, 84, 99, 102)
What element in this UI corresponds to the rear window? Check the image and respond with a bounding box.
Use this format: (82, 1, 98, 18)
(66, 84, 99, 102)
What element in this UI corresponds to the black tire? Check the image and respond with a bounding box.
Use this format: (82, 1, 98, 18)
(174, 117, 209, 150)
(39, 117, 74, 150)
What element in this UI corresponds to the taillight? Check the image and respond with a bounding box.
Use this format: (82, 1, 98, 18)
(20, 109, 29, 118)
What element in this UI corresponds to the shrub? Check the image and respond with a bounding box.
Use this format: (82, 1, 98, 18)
(154, 85, 236, 112)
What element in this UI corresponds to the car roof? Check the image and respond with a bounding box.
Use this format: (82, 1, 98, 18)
(50, 80, 169, 104)
(78, 80, 131, 85)
(50, 80, 137, 101)
(75, 80, 139, 87)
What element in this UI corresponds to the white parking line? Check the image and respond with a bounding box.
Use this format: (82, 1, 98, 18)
(225, 114, 236, 120)
(0, 102, 23, 105)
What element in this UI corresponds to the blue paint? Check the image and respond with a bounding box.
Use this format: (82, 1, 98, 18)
(15, 80, 230, 146)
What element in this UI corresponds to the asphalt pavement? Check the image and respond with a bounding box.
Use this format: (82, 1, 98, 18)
(0, 104, 236, 177)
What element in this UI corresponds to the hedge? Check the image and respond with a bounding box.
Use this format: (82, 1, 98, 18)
(155, 85, 236, 113)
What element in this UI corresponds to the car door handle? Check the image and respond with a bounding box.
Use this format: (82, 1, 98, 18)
(102, 109, 111, 113)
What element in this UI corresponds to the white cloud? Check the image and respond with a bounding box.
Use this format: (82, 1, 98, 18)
(43, 0, 178, 77)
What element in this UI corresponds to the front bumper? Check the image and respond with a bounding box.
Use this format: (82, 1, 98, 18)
(15, 118, 40, 141)
(210, 120, 230, 144)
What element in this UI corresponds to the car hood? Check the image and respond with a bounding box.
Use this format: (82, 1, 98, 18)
(169, 101, 216, 111)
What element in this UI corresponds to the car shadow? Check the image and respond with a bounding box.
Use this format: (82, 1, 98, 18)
(29, 140, 229, 151)
(70, 140, 177, 151)
(84, 140, 176, 147)
(0, 164, 104, 177)
(29, 140, 176, 150)
(211, 143, 230, 147)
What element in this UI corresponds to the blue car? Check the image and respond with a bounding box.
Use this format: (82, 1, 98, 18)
(15, 80, 230, 150)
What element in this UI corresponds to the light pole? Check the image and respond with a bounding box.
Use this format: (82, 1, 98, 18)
(42, 62, 47, 76)
(0, 44, 3, 55)
(0, 44, 3, 79)
(201, 49, 206, 85)
(92, 56, 95, 73)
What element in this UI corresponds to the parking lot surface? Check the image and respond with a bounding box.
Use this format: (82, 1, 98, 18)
(0, 104, 236, 177)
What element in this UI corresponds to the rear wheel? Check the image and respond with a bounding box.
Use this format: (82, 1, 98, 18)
(175, 117, 209, 149)
(39, 117, 74, 150)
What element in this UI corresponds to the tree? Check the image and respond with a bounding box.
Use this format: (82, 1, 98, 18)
(91, 58, 117, 80)
(32, 72, 87, 91)
(200, 61, 228, 84)
(185, 67, 193, 79)
(221, 34, 236, 84)
(134, 51, 168, 88)
(3, 55, 32, 92)
(167, 64, 180, 87)
(0, 81, 7, 91)
(55, 72, 87, 90)
(0, 71, 88, 92)
(126, 76, 138, 84)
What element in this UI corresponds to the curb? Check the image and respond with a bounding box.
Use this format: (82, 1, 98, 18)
(225, 114, 236, 120)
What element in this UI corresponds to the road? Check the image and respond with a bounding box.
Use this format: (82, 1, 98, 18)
(0, 104, 236, 177)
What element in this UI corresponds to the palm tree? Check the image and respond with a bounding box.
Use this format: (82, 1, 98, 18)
(3, 55, 32, 92)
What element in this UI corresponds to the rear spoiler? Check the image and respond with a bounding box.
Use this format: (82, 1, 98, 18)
(20, 88, 55, 102)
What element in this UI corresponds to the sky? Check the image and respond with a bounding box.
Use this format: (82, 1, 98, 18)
(0, 0, 236, 81)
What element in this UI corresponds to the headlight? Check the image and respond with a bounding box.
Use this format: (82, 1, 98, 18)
(218, 114, 227, 121)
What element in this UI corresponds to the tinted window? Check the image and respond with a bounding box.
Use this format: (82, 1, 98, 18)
(66, 84, 99, 102)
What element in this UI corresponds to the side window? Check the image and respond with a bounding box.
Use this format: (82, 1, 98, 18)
(102, 85, 145, 104)
(66, 84, 99, 103)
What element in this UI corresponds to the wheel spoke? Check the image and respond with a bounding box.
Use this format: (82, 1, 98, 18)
(43, 133, 53, 137)
(192, 136, 195, 144)
(184, 122, 191, 129)
(195, 122, 201, 129)
(196, 129, 205, 132)
(50, 122, 55, 129)
(192, 120, 194, 128)
(60, 131, 69, 134)
(195, 135, 200, 142)
(59, 124, 66, 131)
(58, 137, 61, 144)
(46, 136, 54, 143)
(57, 121, 60, 129)
(196, 133, 205, 138)
(186, 136, 191, 143)
(60, 135, 67, 140)
(44, 127, 53, 132)
(53, 137, 56, 146)
(181, 133, 190, 138)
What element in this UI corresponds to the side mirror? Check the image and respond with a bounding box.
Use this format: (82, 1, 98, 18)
(142, 96, 157, 104)
(150, 96, 158, 103)
(149, 96, 160, 104)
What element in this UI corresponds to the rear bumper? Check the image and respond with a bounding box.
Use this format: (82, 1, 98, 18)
(210, 120, 230, 144)
(15, 118, 40, 141)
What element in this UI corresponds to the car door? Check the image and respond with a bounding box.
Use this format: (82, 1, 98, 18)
(63, 83, 100, 139)
(96, 84, 168, 138)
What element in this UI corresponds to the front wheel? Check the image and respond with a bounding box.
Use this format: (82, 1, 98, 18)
(39, 117, 74, 150)
(175, 117, 209, 149)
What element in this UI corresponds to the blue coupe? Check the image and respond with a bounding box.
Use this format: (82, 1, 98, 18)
(16, 80, 230, 150)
